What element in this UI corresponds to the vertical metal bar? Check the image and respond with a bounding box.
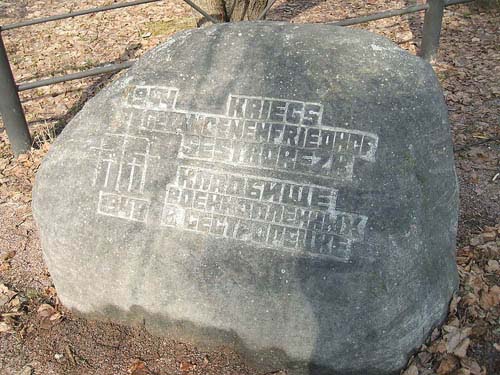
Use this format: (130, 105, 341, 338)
(258, 0, 278, 20)
(0, 31, 31, 155)
(182, 0, 220, 23)
(420, 0, 445, 61)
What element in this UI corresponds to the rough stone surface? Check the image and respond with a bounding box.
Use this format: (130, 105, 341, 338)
(33, 22, 459, 375)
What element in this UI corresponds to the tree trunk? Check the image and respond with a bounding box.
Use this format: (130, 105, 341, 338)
(192, 0, 269, 25)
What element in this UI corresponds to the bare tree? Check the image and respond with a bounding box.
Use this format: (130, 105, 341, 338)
(193, 0, 269, 24)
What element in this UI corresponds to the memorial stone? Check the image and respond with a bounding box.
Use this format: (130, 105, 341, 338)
(33, 22, 459, 375)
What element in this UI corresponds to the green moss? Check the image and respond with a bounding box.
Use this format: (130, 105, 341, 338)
(25, 288, 41, 299)
(403, 151, 417, 170)
(436, 71, 449, 80)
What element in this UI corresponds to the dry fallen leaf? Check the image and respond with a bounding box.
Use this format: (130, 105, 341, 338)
(470, 235, 483, 246)
(10, 296, 21, 309)
(37, 303, 63, 328)
(37, 303, 56, 318)
(65, 345, 77, 367)
(0, 321, 12, 333)
(462, 293, 478, 305)
(479, 285, 500, 310)
(447, 317, 460, 328)
(485, 259, 500, 273)
(16, 154, 29, 163)
(402, 364, 418, 375)
(0, 262, 11, 271)
(443, 326, 472, 355)
(460, 357, 483, 375)
(449, 294, 460, 315)
(429, 339, 447, 354)
(1, 250, 16, 262)
(417, 351, 432, 366)
(179, 360, 196, 372)
(453, 337, 470, 358)
(0, 283, 17, 306)
(17, 365, 34, 375)
(481, 231, 496, 242)
(437, 354, 459, 374)
(127, 359, 151, 375)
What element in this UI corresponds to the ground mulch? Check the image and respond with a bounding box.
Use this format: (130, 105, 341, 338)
(0, 1, 499, 374)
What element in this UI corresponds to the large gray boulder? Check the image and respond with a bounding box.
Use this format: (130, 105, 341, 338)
(33, 22, 459, 375)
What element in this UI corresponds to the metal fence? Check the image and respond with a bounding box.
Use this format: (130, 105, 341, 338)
(0, 0, 474, 155)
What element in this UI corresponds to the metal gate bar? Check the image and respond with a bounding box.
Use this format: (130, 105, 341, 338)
(258, 0, 474, 23)
(422, 0, 446, 60)
(0, 33, 31, 154)
(1, 0, 164, 31)
(330, 4, 428, 26)
(17, 61, 135, 92)
(258, 0, 279, 20)
(1, 0, 220, 31)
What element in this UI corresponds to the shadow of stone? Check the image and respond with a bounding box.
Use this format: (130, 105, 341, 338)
(76, 303, 305, 374)
(21, 88, 83, 104)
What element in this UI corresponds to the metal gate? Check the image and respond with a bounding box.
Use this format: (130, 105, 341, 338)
(0, 0, 474, 155)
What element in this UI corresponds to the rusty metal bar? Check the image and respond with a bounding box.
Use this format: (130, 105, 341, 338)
(258, 0, 473, 25)
(183, 0, 221, 23)
(330, 4, 428, 26)
(1, 0, 164, 31)
(421, 0, 445, 61)
(0, 32, 32, 155)
(258, 0, 279, 20)
(445, 0, 475, 5)
(17, 61, 134, 92)
(1, 0, 476, 31)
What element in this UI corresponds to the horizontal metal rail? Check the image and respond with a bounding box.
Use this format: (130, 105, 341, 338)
(17, 61, 135, 91)
(259, 0, 474, 24)
(330, 4, 428, 26)
(1, 0, 475, 32)
(329, 0, 474, 27)
(445, 0, 476, 5)
(1, 0, 163, 31)
(1, 0, 220, 31)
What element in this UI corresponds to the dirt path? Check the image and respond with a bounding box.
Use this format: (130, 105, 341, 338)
(1, 1, 499, 374)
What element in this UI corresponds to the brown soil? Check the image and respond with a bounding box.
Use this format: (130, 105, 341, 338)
(1, 1, 499, 375)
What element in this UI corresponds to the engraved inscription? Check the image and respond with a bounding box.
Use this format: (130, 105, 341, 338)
(91, 85, 379, 261)
(161, 167, 366, 260)
(91, 114, 158, 223)
(124, 86, 378, 181)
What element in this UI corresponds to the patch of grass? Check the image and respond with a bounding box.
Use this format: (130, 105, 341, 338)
(32, 122, 56, 150)
(143, 17, 197, 37)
